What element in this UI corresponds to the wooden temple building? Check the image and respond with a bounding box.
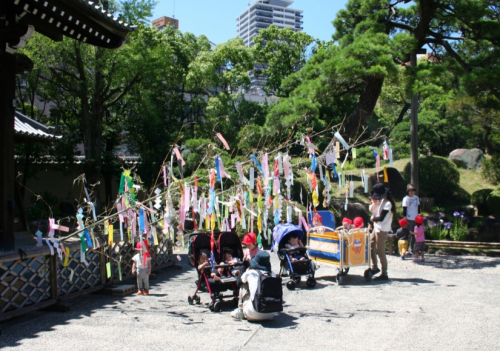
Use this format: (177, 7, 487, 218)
(1, 0, 135, 251)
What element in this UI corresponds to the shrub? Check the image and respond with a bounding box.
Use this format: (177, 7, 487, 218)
(486, 186, 500, 215)
(472, 189, 494, 215)
(403, 156, 460, 202)
(481, 154, 500, 185)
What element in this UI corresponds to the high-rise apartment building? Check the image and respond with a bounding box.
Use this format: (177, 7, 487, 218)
(152, 16, 179, 30)
(236, 0, 303, 48)
(236, 0, 303, 93)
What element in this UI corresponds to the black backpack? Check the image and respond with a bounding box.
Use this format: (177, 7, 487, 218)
(252, 270, 283, 313)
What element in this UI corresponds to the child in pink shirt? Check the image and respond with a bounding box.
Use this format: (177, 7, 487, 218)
(411, 215, 426, 262)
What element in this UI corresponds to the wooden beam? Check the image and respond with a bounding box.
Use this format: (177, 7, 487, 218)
(0, 52, 16, 252)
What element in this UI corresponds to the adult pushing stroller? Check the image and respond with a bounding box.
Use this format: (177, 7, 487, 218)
(187, 231, 240, 312)
(272, 223, 316, 290)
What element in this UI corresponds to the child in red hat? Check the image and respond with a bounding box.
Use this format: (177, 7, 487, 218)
(132, 240, 152, 295)
(396, 218, 411, 260)
(342, 218, 354, 231)
(411, 215, 426, 262)
(353, 217, 364, 229)
(242, 232, 260, 262)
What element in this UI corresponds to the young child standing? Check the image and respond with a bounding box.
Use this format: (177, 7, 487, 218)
(396, 218, 411, 260)
(411, 215, 426, 262)
(132, 240, 152, 295)
(402, 184, 420, 253)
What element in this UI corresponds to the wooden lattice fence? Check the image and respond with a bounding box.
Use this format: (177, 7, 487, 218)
(0, 232, 173, 322)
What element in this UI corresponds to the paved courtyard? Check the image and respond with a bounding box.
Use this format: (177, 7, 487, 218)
(1, 251, 500, 350)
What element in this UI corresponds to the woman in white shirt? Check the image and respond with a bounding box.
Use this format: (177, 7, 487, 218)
(369, 183, 395, 280)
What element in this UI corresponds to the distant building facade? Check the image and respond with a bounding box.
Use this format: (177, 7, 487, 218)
(152, 16, 179, 30)
(236, 0, 303, 94)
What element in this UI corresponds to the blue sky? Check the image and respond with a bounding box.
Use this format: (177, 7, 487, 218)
(151, 0, 349, 44)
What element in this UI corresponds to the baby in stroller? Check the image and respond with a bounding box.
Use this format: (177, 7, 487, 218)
(273, 223, 316, 290)
(285, 234, 306, 261)
(219, 248, 244, 276)
(198, 252, 221, 282)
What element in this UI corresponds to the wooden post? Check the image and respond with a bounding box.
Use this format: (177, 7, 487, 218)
(99, 245, 107, 285)
(0, 52, 17, 252)
(410, 52, 419, 194)
(49, 254, 59, 299)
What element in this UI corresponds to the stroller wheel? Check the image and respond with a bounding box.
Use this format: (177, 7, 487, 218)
(188, 296, 194, 305)
(364, 269, 373, 282)
(213, 301, 221, 312)
(306, 277, 316, 288)
(194, 295, 201, 304)
(286, 280, 296, 290)
(294, 276, 301, 284)
(341, 268, 350, 276)
(336, 274, 344, 286)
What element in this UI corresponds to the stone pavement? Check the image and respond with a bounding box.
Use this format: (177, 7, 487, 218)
(1, 252, 500, 351)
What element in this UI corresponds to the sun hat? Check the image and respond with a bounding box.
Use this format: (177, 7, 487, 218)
(371, 183, 388, 200)
(399, 218, 409, 227)
(242, 232, 257, 245)
(353, 217, 364, 228)
(407, 184, 417, 193)
(135, 240, 151, 258)
(415, 215, 424, 225)
(342, 218, 353, 224)
(250, 250, 271, 272)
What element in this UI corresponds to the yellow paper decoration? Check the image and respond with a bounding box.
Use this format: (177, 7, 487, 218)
(152, 227, 159, 246)
(257, 214, 262, 233)
(63, 248, 70, 267)
(383, 166, 389, 183)
(352, 148, 357, 159)
(108, 224, 114, 244)
(211, 214, 216, 231)
(312, 189, 319, 207)
(205, 215, 210, 230)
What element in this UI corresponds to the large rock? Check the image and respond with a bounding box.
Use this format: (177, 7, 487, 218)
(478, 216, 500, 242)
(449, 148, 483, 170)
(367, 167, 407, 200)
(329, 201, 370, 225)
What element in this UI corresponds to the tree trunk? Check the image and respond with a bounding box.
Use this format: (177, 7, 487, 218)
(343, 77, 384, 137)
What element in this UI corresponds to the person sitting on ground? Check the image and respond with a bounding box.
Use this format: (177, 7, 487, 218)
(231, 251, 279, 321)
(132, 240, 152, 296)
(197, 252, 221, 282)
(411, 215, 426, 263)
(342, 218, 355, 231)
(285, 233, 306, 262)
(353, 217, 364, 229)
(242, 232, 260, 262)
(396, 218, 411, 260)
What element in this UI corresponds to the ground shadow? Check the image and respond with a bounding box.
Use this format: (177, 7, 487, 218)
(259, 313, 299, 329)
(389, 278, 435, 284)
(0, 255, 188, 348)
(418, 255, 500, 271)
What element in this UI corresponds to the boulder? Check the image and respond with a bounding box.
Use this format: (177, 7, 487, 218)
(449, 148, 483, 170)
(478, 216, 500, 242)
(329, 201, 370, 225)
(367, 167, 407, 200)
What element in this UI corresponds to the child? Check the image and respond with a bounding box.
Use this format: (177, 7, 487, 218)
(396, 218, 411, 260)
(242, 232, 260, 261)
(353, 217, 364, 229)
(285, 233, 305, 261)
(402, 184, 420, 253)
(411, 215, 426, 262)
(342, 218, 354, 231)
(197, 252, 221, 282)
(132, 240, 152, 295)
(220, 248, 243, 276)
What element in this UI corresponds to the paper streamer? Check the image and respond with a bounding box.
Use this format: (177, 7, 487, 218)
(118, 262, 122, 281)
(108, 224, 114, 244)
(216, 132, 230, 150)
(384, 167, 389, 183)
(389, 149, 394, 166)
(364, 175, 369, 193)
(63, 248, 70, 267)
(185, 187, 191, 212)
(278, 153, 283, 175)
(106, 262, 111, 278)
(249, 167, 255, 190)
(250, 155, 264, 175)
(349, 180, 354, 198)
(335, 132, 350, 151)
(299, 216, 310, 232)
(173, 147, 186, 166)
(376, 154, 381, 182)
(84, 230, 93, 248)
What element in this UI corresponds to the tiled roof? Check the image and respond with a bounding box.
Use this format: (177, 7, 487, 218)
(14, 111, 61, 141)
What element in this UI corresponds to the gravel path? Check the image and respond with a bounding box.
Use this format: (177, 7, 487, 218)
(1, 251, 500, 351)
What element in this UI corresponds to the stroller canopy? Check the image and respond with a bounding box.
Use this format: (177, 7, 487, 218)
(273, 223, 304, 246)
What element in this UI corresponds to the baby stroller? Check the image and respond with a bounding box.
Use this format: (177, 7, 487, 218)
(272, 223, 316, 290)
(217, 231, 245, 274)
(187, 231, 239, 312)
